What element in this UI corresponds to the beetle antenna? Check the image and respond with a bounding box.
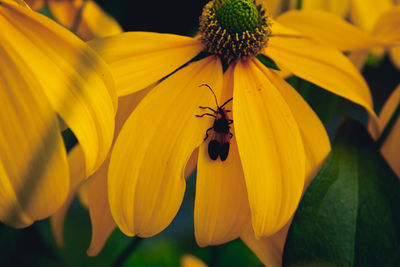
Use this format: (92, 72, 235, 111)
(220, 97, 233, 108)
(199, 84, 219, 107)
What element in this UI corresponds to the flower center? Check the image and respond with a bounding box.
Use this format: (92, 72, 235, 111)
(216, 0, 259, 34)
(199, 0, 271, 63)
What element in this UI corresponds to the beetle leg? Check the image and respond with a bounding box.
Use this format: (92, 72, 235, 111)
(196, 113, 216, 118)
(204, 127, 213, 140)
(229, 132, 233, 139)
(199, 106, 216, 113)
(220, 97, 233, 108)
(228, 120, 233, 124)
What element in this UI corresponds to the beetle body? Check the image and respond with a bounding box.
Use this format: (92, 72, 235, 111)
(196, 84, 233, 161)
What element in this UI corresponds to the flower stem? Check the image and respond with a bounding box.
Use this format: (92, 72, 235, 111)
(377, 102, 400, 147)
(113, 237, 143, 267)
(297, 0, 302, 9)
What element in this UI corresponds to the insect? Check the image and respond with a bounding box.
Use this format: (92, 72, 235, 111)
(196, 84, 233, 161)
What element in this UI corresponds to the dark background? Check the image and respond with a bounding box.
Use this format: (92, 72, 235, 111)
(96, 0, 209, 35)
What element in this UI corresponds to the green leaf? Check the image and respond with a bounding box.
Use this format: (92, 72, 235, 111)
(283, 119, 400, 267)
(257, 54, 280, 71)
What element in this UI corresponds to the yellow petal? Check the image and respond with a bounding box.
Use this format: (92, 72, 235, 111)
(114, 84, 154, 135)
(0, 163, 32, 227)
(348, 50, 369, 71)
(350, 0, 393, 33)
(379, 84, 400, 178)
(233, 59, 305, 237)
(8, 0, 30, 8)
(77, 179, 89, 208)
(24, 0, 43, 10)
(48, 0, 95, 41)
(262, 66, 331, 185)
(181, 254, 208, 267)
(89, 32, 204, 96)
(301, 0, 350, 17)
(381, 117, 400, 178)
(287, 0, 297, 10)
(1, 1, 117, 175)
(48, 0, 82, 29)
(270, 20, 304, 38)
(378, 85, 400, 131)
(265, 35, 380, 138)
(81, 0, 123, 39)
(371, 6, 400, 46)
(184, 148, 198, 179)
(276, 9, 379, 51)
(195, 65, 251, 246)
(87, 84, 152, 256)
(268, 22, 304, 74)
(241, 223, 288, 267)
(50, 145, 86, 246)
(87, 159, 116, 256)
(240, 122, 322, 266)
(108, 56, 223, 237)
(390, 46, 400, 70)
(0, 41, 69, 227)
(49, 0, 122, 41)
(260, 0, 282, 17)
(196, 138, 251, 246)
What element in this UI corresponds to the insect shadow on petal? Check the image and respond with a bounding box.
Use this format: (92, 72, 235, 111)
(196, 84, 233, 161)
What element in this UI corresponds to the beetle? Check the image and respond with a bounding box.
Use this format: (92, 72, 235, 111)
(196, 84, 233, 161)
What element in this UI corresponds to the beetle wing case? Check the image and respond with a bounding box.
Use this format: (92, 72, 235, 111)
(208, 139, 220, 160)
(219, 142, 230, 161)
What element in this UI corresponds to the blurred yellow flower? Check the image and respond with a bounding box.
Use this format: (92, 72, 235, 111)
(25, 0, 122, 40)
(276, 0, 400, 69)
(296, 0, 350, 17)
(0, 0, 117, 227)
(282, 0, 398, 23)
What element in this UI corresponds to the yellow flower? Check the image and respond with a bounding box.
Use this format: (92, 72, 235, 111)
(284, 0, 397, 23)
(59, 0, 377, 259)
(277, 0, 400, 69)
(24, 0, 123, 40)
(0, 0, 117, 227)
